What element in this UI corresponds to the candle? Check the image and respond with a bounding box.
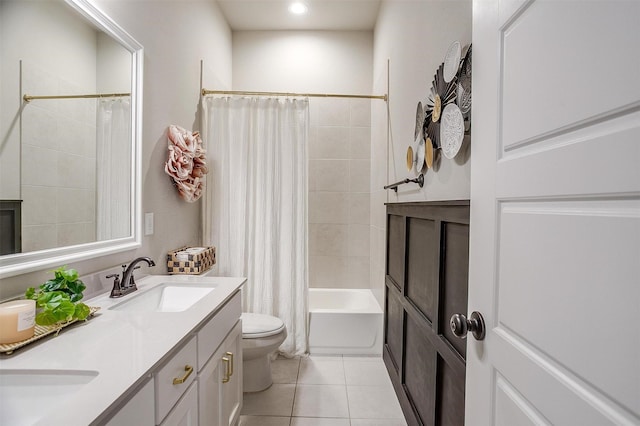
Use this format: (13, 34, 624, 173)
(0, 299, 36, 344)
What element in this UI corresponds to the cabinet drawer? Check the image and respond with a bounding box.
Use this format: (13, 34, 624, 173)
(197, 291, 241, 371)
(155, 335, 197, 424)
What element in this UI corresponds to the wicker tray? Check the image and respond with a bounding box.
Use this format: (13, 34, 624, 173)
(0, 306, 100, 355)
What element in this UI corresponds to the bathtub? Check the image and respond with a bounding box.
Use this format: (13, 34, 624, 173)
(308, 288, 383, 355)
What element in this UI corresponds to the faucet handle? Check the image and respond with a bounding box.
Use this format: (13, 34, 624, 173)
(106, 273, 120, 283)
(106, 273, 122, 297)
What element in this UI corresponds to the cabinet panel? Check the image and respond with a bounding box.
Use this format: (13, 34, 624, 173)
(199, 320, 243, 426)
(387, 214, 404, 288)
(104, 378, 154, 426)
(198, 292, 242, 371)
(385, 287, 404, 372)
(160, 381, 198, 426)
(221, 322, 242, 426)
(156, 336, 198, 424)
(439, 222, 469, 358)
(406, 217, 437, 322)
(384, 201, 469, 426)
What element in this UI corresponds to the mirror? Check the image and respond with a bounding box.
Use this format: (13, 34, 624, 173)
(0, 0, 143, 278)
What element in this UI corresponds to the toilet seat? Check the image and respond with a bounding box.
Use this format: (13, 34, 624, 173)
(241, 313, 285, 339)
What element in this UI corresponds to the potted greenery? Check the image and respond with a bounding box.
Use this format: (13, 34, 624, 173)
(25, 266, 91, 326)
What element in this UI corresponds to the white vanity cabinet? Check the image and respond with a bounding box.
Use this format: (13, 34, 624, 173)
(199, 321, 243, 426)
(105, 290, 243, 426)
(160, 289, 242, 426)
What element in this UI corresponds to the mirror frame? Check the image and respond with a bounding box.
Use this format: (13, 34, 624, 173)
(0, 0, 143, 279)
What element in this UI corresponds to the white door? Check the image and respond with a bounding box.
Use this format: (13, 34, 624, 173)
(467, 0, 640, 425)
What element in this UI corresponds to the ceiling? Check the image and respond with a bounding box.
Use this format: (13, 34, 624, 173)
(216, 0, 382, 31)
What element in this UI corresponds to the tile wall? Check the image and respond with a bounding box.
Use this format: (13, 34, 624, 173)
(308, 98, 371, 289)
(20, 63, 97, 252)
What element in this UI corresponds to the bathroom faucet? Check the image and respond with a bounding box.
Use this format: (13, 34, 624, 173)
(109, 256, 156, 298)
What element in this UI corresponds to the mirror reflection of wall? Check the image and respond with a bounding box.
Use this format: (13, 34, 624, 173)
(0, 0, 132, 255)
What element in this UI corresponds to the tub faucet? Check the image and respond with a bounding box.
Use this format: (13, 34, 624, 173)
(109, 257, 156, 298)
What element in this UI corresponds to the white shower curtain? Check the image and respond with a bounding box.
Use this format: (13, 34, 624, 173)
(202, 96, 309, 356)
(96, 98, 131, 240)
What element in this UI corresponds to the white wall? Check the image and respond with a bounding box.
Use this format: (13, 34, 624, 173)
(0, 0, 232, 299)
(233, 31, 375, 290)
(233, 31, 372, 93)
(370, 0, 472, 304)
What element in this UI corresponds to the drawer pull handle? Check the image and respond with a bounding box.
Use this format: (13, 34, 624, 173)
(172, 365, 193, 385)
(226, 351, 234, 377)
(222, 357, 231, 383)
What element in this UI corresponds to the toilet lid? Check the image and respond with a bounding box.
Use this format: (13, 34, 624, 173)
(241, 313, 285, 339)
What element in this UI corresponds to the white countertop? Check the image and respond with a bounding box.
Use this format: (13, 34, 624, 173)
(0, 274, 245, 426)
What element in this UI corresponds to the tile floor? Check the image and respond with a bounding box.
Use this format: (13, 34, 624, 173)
(239, 356, 407, 426)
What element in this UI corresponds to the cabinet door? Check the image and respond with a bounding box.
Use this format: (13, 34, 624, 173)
(199, 320, 243, 426)
(221, 321, 242, 426)
(160, 381, 198, 426)
(198, 347, 223, 425)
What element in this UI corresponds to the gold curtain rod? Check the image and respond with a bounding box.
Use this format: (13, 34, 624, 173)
(23, 92, 131, 103)
(202, 88, 387, 102)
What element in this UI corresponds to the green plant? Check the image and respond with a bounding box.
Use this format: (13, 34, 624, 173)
(25, 266, 91, 326)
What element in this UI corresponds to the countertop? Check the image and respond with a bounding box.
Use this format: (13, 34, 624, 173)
(0, 274, 245, 426)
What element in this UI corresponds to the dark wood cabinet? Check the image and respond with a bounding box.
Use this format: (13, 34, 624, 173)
(384, 201, 470, 426)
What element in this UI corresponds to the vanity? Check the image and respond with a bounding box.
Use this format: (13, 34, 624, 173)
(0, 275, 245, 426)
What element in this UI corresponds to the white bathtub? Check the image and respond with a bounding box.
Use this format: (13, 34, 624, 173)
(308, 288, 383, 355)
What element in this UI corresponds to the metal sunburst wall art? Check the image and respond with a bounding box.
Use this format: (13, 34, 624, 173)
(457, 44, 472, 134)
(423, 62, 458, 156)
(404, 41, 472, 184)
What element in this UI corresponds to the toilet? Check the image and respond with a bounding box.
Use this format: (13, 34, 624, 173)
(241, 312, 287, 392)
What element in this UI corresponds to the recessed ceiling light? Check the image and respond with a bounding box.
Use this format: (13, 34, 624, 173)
(289, 2, 308, 15)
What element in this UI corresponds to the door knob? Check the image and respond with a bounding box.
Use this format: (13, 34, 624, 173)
(450, 311, 486, 340)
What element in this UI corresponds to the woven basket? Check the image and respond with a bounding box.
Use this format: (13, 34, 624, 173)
(167, 246, 216, 275)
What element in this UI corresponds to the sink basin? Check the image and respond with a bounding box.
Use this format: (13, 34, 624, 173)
(109, 284, 214, 312)
(0, 369, 98, 425)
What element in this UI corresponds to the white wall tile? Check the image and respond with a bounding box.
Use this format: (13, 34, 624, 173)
(57, 222, 94, 247)
(347, 256, 370, 288)
(21, 224, 57, 252)
(21, 106, 60, 149)
(349, 193, 370, 225)
(350, 159, 370, 192)
(57, 188, 94, 223)
(310, 160, 349, 192)
(311, 127, 350, 159)
(21, 145, 59, 187)
(309, 192, 349, 224)
(348, 224, 370, 257)
(350, 127, 371, 159)
(350, 99, 371, 127)
(309, 224, 349, 256)
(21, 185, 57, 225)
(318, 98, 350, 127)
(309, 255, 349, 288)
(58, 152, 88, 189)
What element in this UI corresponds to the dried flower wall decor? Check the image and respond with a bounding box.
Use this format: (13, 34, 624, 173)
(164, 125, 209, 202)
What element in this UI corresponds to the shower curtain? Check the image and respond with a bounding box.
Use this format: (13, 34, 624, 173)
(202, 96, 309, 356)
(96, 98, 131, 240)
